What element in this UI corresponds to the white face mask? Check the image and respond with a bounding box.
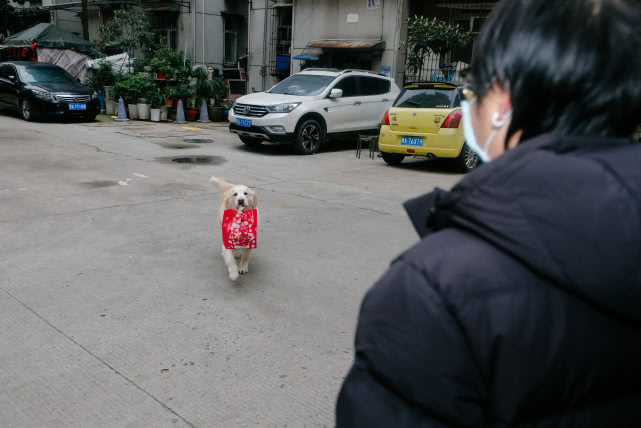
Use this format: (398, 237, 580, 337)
(461, 100, 512, 163)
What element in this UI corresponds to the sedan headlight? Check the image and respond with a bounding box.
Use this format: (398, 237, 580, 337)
(265, 102, 301, 113)
(32, 90, 58, 103)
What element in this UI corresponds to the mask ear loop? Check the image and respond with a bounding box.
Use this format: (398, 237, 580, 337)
(482, 110, 513, 153)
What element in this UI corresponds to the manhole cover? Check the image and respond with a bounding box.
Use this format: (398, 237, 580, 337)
(184, 138, 214, 144)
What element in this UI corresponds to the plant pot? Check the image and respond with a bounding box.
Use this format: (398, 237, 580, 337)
(160, 107, 168, 121)
(166, 98, 174, 108)
(150, 108, 161, 122)
(105, 100, 115, 115)
(156, 72, 165, 80)
(208, 105, 225, 122)
(128, 103, 139, 120)
(137, 103, 151, 120)
(186, 108, 199, 121)
(103, 86, 113, 100)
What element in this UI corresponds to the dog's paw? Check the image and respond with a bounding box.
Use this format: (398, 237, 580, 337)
(239, 265, 248, 274)
(229, 271, 239, 281)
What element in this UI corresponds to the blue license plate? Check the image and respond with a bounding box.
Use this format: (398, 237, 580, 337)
(68, 103, 86, 111)
(236, 118, 252, 128)
(400, 136, 423, 146)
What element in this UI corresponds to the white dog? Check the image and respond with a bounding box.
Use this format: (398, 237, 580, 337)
(210, 177, 258, 281)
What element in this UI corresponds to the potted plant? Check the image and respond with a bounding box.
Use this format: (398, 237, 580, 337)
(208, 78, 228, 122)
(149, 86, 163, 122)
(113, 74, 155, 120)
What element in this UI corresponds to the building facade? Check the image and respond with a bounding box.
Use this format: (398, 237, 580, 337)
(35, 0, 248, 74)
(246, 0, 498, 93)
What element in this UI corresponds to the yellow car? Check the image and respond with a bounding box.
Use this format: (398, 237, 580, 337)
(378, 82, 479, 172)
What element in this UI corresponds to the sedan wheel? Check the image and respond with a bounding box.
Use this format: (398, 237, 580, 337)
(296, 119, 323, 155)
(20, 99, 34, 121)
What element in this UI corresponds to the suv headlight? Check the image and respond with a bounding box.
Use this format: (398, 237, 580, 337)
(91, 91, 98, 100)
(32, 90, 58, 103)
(265, 102, 300, 113)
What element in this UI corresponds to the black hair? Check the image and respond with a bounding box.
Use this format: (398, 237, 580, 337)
(470, 0, 641, 142)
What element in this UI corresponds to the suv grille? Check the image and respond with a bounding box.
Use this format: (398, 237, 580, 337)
(58, 94, 90, 103)
(234, 103, 268, 117)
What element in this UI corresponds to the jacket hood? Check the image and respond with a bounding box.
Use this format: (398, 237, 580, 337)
(405, 134, 641, 321)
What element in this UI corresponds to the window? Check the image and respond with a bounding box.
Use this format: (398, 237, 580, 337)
(269, 74, 336, 96)
(361, 77, 390, 95)
(150, 13, 177, 50)
(224, 15, 241, 65)
(18, 66, 75, 83)
(393, 87, 460, 109)
(0, 65, 11, 80)
(333, 76, 360, 97)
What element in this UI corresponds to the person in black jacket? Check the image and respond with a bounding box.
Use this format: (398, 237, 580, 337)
(336, 0, 641, 426)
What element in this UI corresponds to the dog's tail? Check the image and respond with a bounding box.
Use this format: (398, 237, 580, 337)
(210, 176, 234, 191)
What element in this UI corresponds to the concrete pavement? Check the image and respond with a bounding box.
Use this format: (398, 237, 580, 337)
(0, 113, 461, 427)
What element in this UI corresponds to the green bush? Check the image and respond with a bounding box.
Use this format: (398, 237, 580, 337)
(86, 61, 119, 93)
(113, 74, 156, 103)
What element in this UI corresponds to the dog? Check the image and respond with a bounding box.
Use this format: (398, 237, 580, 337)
(210, 177, 258, 281)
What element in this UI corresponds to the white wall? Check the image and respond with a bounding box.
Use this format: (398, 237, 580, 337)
(178, 0, 248, 69)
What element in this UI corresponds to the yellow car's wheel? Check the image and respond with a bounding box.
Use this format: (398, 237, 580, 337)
(381, 152, 405, 166)
(457, 143, 479, 172)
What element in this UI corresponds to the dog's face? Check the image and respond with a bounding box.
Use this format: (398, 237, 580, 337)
(226, 185, 257, 211)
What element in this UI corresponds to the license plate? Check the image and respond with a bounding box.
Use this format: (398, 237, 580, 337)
(236, 118, 252, 128)
(68, 103, 86, 110)
(400, 136, 423, 146)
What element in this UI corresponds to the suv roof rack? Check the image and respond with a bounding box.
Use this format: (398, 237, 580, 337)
(404, 81, 462, 87)
(341, 69, 387, 77)
(300, 68, 342, 72)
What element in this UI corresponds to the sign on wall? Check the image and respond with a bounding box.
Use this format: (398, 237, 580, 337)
(368, 0, 381, 9)
(347, 13, 359, 23)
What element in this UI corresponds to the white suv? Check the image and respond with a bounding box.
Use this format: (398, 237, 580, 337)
(228, 69, 400, 154)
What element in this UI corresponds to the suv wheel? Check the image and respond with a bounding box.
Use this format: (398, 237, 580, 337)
(381, 152, 405, 166)
(240, 136, 263, 146)
(20, 99, 35, 121)
(295, 119, 323, 154)
(457, 143, 479, 172)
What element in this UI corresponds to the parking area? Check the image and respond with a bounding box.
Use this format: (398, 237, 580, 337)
(0, 113, 461, 427)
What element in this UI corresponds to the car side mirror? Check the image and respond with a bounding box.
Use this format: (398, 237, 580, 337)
(329, 88, 343, 98)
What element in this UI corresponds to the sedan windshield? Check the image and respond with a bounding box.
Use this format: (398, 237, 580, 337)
(269, 74, 336, 96)
(18, 66, 75, 83)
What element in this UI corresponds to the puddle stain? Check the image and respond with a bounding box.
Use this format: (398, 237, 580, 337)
(79, 181, 118, 188)
(184, 138, 214, 144)
(156, 155, 226, 166)
(161, 143, 200, 150)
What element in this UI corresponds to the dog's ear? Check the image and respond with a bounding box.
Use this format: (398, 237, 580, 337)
(249, 190, 258, 210)
(210, 176, 234, 191)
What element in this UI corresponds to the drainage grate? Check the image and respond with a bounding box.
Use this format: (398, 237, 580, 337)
(184, 138, 214, 144)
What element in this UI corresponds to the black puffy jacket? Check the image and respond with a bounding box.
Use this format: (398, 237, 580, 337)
(336, 134, 641, 427)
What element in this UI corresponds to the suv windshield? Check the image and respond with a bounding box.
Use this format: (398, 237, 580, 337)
(269, 74, 336, 96)
(18, 66, 75, 83)
(394, 87, 461, 109)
